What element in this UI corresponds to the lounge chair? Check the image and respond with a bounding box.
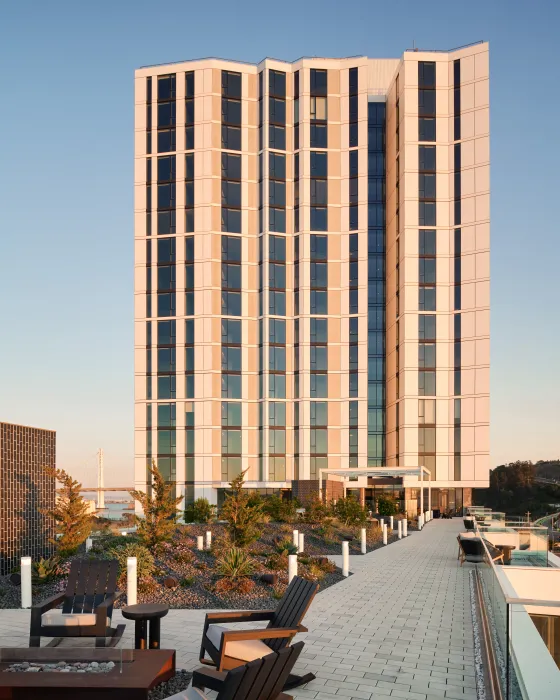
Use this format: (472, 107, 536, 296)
(457, 535, 504, 566)
(29, 559, 125, 648)
(463, 518, 476, 531)
(199, 576, 317, 690)
(172, 644, 304, 700)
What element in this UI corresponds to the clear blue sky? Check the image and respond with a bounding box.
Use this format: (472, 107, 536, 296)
(0, 0, 558, 485)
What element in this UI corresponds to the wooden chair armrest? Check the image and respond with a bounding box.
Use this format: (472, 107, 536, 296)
(205, 610, 275, 623)
(221, 626, 300, 642)
(297, 625, 308, 633)
(192, 666, 227, 691)
(96, 591, 123, 609)
(31, 592, 65, 614)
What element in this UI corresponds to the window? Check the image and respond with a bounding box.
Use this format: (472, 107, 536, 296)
(157, 237, 175, 263)
(185, 125, 194, 150)
(269, 235, 286, 262)
(310, 69, 327, 96)
(221, 235, 242, 262)
(269, 153, 286, 180)
(222, 97, 241, 125)
(185, 71, 194, 98)
(269, 374, 286, 399)
(269, 180, 286, 207)
(157, 348, 175, 373)
(419, 173, 436, 200)
(418, 370, 436, 396)
(419, 399, 436, 424)
(310, 96, 327, 120)
(310, 373, 328, 398)
(157, 129, 176, 153)
(310, 345, 328, 371)
(157, 74, 176, 100)
(349, 344, 358, 370)
(222, 291, 241, 316)
(418, 315, 436, 340)
(221, 346, 241, 372)
(157, 101, 176, 128)
(418, 118, 436, 142)
(310, 235, 328, 260)
(419, 145, 436, 172)
(269, 70, 286, 98)
(221, 262, 241, 289)
(418, 89, 436, 116)
(419, 343, 436, 368)
(221, 374, 241, 399)
(349, 150, 358, 176)
(310, 262, 328, 287)
(310, 124, 327, 148)
(157, 292, 175, 317)
(222, 70, 242, 99)
(157, 156, 176, 182)
(269, 401, 286, 427)
(269, 318, 286, 344)
(185, 319, 194, 345)
(269, 208, 286, 233)
(310, 152, 328, 177)
(418, 61, 436, 89)
(419, 229, 436, 256)
(310, 401, 328, 426)
(157, 403, 176, 427)
(310, 429, 328, 454)
(310, 290, 327, 315)
(269, 290, 286, 316)
(418, 427, 436, 453)
(269, 263, 286, 289)
(310, 318, 328, 344)
(221, 207, 241, 233)
(419, 258, 436, 285)
(222, 402, 242, 427)
(269, 97, 286, 124)
(269, 346, 286, 371)
(185, 346, 194, 371)
(269, 125, 286, 150)
(158, 375, 176, 399)
(157, 265, 176, 291)
(311, 179, 328, 206)
(419, 287, 436, 311)
(349, 206, 358, 231)
(269, 430, 286, 454)
(157, 320, 175, 345)
(221, 153, 241, 181)
(419, 201, 436, 226)
(310, 207, 328, 231)
(222, 319, 242, 344)
(157, 182, 175, 209)
(158, 430, 176, 455)
(222, 180, 241, 207)
(222, 125, 241, 151)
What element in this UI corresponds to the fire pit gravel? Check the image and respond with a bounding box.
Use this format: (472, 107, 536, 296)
(4, 660, 115, 673)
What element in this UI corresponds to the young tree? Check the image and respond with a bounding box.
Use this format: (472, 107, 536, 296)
(41, 467, 93, 557)
(377, 495, 398, 516)
(130, 461, 183, 550)
(220, 470, 263, 547)
(333, 495, 368, 527)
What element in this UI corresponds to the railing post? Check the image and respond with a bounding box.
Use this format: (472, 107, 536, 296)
(127, 557, 137, 606)
(21, 557, 32, 609)
(342, 541, 349, 577)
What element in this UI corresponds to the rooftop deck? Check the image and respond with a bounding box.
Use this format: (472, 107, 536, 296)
(0, 519, 477, 699)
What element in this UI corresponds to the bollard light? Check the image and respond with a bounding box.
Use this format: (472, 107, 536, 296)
(85, 538, 93, 552)
(293, 529, 299, 550)
(389, 516, 394, 531)
(398, 520, 402, 539)
(197, 535, 204, 551)
(298, 532, 304, 554)
(206, 531, 212, 550)
(361, 528, 367, 555)
(403, 519, 408, 537)
(342, 541, 349, 577)
(382, 525, 388, 546)
(288, 554, 297, 583)
(127, 557, 137, 606)
(21, 558, 32, 609)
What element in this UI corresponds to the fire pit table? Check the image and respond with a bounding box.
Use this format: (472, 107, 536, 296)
(0, 643, 175, 699)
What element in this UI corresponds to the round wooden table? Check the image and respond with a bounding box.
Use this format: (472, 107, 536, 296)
(122, 604, 169, 650)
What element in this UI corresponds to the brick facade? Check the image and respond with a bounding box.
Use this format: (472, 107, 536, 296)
(0, 423, 56, 574)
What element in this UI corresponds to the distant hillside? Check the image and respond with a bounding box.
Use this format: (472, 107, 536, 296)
(474, 460, 560, 518)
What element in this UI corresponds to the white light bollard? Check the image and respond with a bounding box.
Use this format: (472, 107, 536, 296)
(398, 519, 403, 539)
(127, 557, 137, 606)
(206, 531, 212, 550)
(85, 537, 93, 552)
(197, 535, 204, 551)
(418, 513, 424, 530)
(389, 515, 394, 531)
(293, 529, 299, 549)
(298, 532, 304, 554)
(403, 518, 408, 537)
(361, 528, 367, 554)
(288, 554, 298, 583)
(342, 541, 350, 577)
(382, 524, 388, 546)
(21, 557, 32, 609)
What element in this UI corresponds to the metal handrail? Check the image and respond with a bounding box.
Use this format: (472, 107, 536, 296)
(404, 40, 485, 54)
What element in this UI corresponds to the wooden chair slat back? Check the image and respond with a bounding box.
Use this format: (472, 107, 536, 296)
(62, 560, 119, 615)
(266, 576, 318, 651)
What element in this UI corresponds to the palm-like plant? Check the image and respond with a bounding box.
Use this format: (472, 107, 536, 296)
(215, 547, 255, 581)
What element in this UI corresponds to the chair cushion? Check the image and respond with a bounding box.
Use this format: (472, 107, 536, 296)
(459, 532, 477, 539)
(41, 612, 98, 627)
(166, 687, 206, 700)
(207, 624, 272, 662)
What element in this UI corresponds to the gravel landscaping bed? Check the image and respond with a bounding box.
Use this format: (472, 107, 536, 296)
(149, 669, 193, 700)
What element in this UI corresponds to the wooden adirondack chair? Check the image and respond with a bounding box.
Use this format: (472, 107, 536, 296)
(29, 559, 125, 647)
(170, 643, 304, 700)
(199, 576, 317, 690)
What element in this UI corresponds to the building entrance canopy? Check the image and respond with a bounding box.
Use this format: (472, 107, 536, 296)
(319, 466, 432, 514)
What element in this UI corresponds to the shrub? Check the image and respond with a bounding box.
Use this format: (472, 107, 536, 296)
(304, 497, 330, 524)
(275, 539, 298, 556)
(313, 557, 336, 573)
(215, 577, 255, 595)
(180, 576, 195, 587)
(262, 495, 298, 523)
(215, 547, 255, 580)
(184, 498, 216, 524)
(107, 543, 155, 584)
(41, 467, 93, 557)
(32, 557, 64, 585)
(377, 496, 398, 516)
(317, 517, 335, 540)
(173, 548, 194, 565)
(333, 496, 368, 527)
(265, 554, 286, 571)
(129, 461, 183, 549)
(220, 471, 263, 547)
(272, 584, 286, 600)
(306, 563, 325, 581)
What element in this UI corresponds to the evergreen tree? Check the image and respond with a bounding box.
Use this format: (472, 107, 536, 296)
(220, 470, 263, 547)
(130, 461, 183, 549)
(41, 467, 93, 557)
